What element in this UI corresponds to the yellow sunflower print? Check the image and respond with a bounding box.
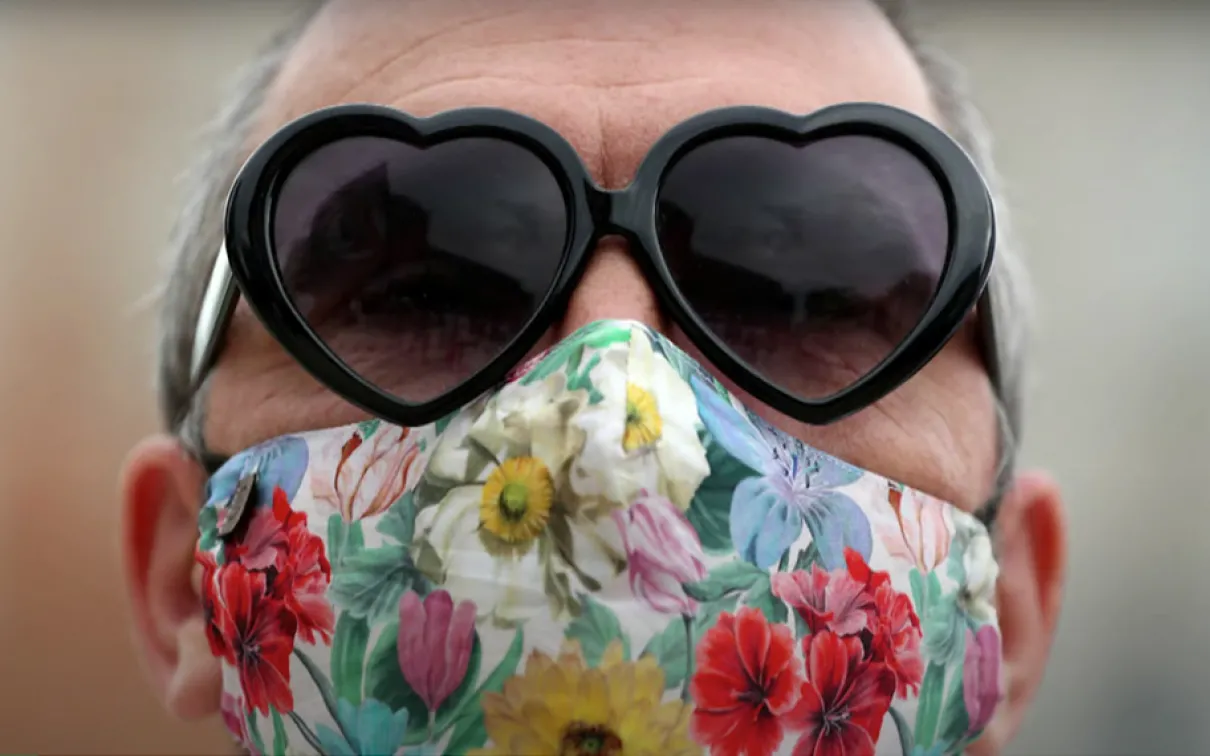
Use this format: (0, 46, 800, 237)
(472, 640, 701, 756)
(479, 456, 555, 544)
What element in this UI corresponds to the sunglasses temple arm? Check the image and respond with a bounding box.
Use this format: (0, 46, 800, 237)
(191, 243, 240, 391)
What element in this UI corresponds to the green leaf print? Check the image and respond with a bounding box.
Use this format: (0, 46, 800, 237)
(363, 620, 428, 742)
(520, 348, 571, 385)
(686, 431, 756, 554)
(245, 710, 267, 756)
(909, 567, 928, 615)
(295, 649, 348, 742)
(356, 418, 382, 441)
(197, 505, 218, 552)
(920, 569, 966, 666)
(327, 514, 365, 569)
(270, 708, 288, 756)
(936, 669, 972, 750)
(889, 706, 916, 756)
(567, 340, 585, 373)
(581, 321, 636, 347)
(376, 492, 416, 545)
(743, 575, 789, 626)
(566, 352, 605, 403)
(330, 614, 371, 706)
(328, 545, 431, 624)
(641, 594, 740, 691)
(793, 542, 825, 572)
(564, 594, 631, 666)
(914, 662, 947, 749)
(521, 321, 632, 386)
(683, 561, 765, 602)
(443, 628, 526, 754)
(433, 411, 455, 436)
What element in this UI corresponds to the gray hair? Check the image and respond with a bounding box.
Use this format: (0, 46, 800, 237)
(156, 1, 1031, 509)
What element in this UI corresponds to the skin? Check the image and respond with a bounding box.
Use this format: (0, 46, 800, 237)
(121, 1, 1067, 752)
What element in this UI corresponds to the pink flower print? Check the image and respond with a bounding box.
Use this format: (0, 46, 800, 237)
(613, 492, 708, 615)
(229, 505, 290, 571)
(964, 625, 1003, 735)
(397, 590, 477, 713)
(771, 563, 874, 636)
(880, 484, 952, 574)
(220, 693, 261, 756)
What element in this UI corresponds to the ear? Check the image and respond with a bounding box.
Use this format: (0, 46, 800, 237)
(120, 434, 221, 720)
(971, 469, 1067, 754)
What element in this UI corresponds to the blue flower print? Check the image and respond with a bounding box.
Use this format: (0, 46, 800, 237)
(691, 375, 872, 571)
(315, 698, 411, 756)
(203, 435, 310, 510)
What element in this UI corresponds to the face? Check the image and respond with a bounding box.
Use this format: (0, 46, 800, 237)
(121, 1, 1065, 753)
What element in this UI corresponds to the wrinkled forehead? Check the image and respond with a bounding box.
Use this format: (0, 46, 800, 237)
(252, 0, 939, 185)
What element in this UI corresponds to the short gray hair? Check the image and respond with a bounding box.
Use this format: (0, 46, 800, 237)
(156, 1, 1031, 504)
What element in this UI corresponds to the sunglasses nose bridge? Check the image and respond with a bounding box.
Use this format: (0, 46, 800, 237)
(591, 186, 646, 240)
(587, 188, 657, 283)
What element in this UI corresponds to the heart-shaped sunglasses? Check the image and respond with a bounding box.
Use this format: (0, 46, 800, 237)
(192, 102, 998, 427)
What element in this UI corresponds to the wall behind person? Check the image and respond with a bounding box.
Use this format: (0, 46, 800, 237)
(0, 3, 1206, 754)
(923, 4, 1210, 753)
(0, 6, 294, 754)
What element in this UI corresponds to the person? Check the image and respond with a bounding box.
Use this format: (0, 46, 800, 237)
(120, 1, 1067, 754)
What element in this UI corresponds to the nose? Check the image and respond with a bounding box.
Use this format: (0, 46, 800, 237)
(555, 238, 669, 338)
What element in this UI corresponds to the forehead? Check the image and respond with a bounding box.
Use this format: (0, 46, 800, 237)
(254, 0, 937, 185)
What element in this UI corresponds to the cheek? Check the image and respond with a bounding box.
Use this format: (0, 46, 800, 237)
(203, 311, 371, 455)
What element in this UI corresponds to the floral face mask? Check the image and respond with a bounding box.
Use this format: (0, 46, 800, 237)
(197, 320, 1003, 756)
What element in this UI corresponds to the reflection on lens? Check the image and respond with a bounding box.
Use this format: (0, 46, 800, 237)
(273, 135, 567, 403)
(657, 134, 949, 400)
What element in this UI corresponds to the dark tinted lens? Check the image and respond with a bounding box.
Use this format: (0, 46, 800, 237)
(273, 135, 567, 403)
(657, 134, 948, 401)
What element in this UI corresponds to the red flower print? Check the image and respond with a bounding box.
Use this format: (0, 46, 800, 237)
(204, 562, 298, 716)
(197, 551, 227, 656)
(222, 487, 335, 647)
(690, 606, 803, 756)
(843, 548, 923, 699)
(844, 548, 891, 595)
(771, 564, 874, 636)
(772, 549, 924, 701)
(274, 520, 335, 645)
(867, 583, 923, 698)
(787, 631, 896, 756)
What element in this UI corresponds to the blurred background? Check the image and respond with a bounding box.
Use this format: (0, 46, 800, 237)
(0, 2, 1206, 754)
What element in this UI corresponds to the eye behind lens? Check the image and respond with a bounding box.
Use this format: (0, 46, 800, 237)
(270, 133, 568, 404)
(657, 133, 949, 402)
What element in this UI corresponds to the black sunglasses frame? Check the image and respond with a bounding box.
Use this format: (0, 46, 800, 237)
(202, 101, 997, 430)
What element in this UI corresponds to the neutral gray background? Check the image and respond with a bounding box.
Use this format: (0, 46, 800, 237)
(0, 2, 1205, 754)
